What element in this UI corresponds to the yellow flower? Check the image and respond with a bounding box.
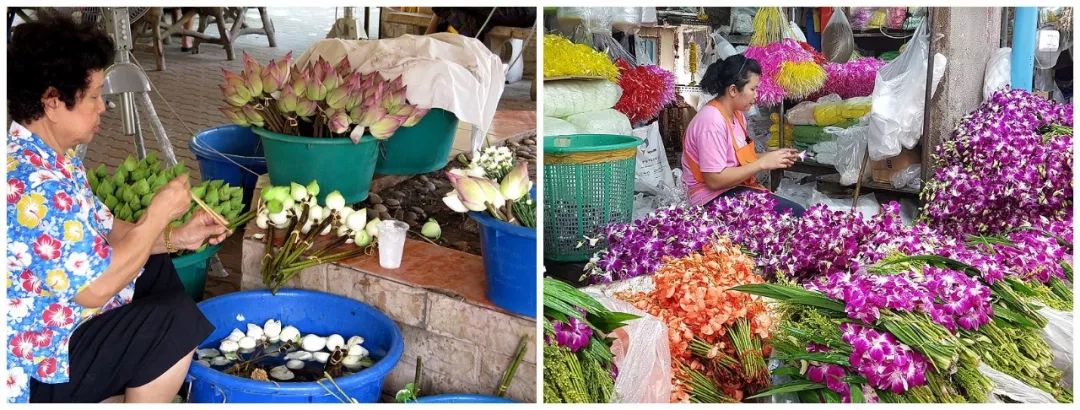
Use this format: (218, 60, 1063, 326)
(45, 269, 69, 292)
(7, 155, 18, 172)
(16, 193, 47, 228)
(63, 220, 84, 242)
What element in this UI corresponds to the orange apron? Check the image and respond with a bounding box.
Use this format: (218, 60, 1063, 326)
(684, 100, 767, 198)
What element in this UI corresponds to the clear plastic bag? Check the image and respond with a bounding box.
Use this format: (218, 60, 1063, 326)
(565, 108, 634, 136)
(543, 116, 579, 136)
(826, 119, 871, 185)
(776, 178, 816, 209)
(632, 122, 676, 196)
(785, 101, 818, 125)
(1039, 307, 1073, 391)
(889, 163, 922, 189)
(730, 8, 756, 34)
(544, 80, 623, 118)
(982, 363, 1058, 403)
(867, 21, 947, 161)
(983, 48, 1012, 101)
(585, 292, 673, 403)
(810, 190, 880, 219)
(823, 8, 854, 62)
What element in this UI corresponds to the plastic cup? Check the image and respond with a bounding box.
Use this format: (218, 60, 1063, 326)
(378, 220, 409, 269)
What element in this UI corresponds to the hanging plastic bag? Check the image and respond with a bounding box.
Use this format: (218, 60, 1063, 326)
(827, 119, 871, 186)
(632, 122, 676, 196)
(867, 21, 947, 161)
(586, 292, 673, 403)
(823, 7, 854, 63)
(788, 20, 808, 43)
(983, 48, 1011, 101)
(889, 163, 921, 189)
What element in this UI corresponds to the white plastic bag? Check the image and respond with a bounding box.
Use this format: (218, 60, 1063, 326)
(826, 119, 871, 186)
(785, 100, 818, 125)
(776, 178, 816, 209)
(586, 292, 672, 403)
(632, 123, 676, 196)
(543, 116, 579, 136)
(564, 109, 634, 136)
(983, 48, 1012, 101)
(731, 8, 756, 34)
(1039, 307, 1072, 391)
(544, 80, 623, 118)
(823, 8, 854, 63)
(889, 163, 922, 189)
(712, 32, 738, 61)
(867, 21, 947, 161)
(810, 190, 880, 219)
(982, 363, 1058, 403)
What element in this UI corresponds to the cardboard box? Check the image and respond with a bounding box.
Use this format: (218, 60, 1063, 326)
(870, 148, 921, 184)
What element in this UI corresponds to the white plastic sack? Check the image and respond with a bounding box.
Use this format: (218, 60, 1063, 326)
(867, 22, 947, 161)
(983, 48, 1011, 101)
(543, 116, 579, 136)
(544, 80, 623, 118)
(982, 363, 1058, 403)
(823, 8, 854, 63)
(1039, 307, 1072, 391)
(632, 123, 676, 196)
(827, 119, 871, 185)
(785, 100, 818, 125)
(585, 292, 672, 403)
(564, 109, 633, 136)
(712, 32, 738, 61)
(811, 141, 839, 165)
(890, 163, 922, 189)
(731, 8, 756, 34)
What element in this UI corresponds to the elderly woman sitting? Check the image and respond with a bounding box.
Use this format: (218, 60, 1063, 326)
(6, 13, 228, 403)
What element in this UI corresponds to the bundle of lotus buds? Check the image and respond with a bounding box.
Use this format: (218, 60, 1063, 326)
(254, 180, 378, 293)
(195, 319, 373, 381)
(220, 52, 430, 142)
(442, 151, 535, 228)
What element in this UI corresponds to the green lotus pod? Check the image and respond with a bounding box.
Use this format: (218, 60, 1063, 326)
(104, 194, 119, 210)
(191, 185, 207, 199)
(141, 192, 154, 208)
(205, 189, 220, 206)
(209, 180, 224, 191)
(122, 155, 138, 172)
(134, 179, 151, 195)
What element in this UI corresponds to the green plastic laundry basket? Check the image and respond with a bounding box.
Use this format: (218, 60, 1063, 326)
(543, 134, 642, 262)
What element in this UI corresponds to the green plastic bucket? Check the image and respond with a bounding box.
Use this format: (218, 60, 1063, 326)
(543, 134, 642, 262)
(171, 243, 224, 301)
(253, 127, 379, 205)
(375, 108, 460, 175)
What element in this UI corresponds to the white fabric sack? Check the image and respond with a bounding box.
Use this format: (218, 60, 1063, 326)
(632, 122, 676, 196)
(544, 80, 623, 118)
(867, 22, 947, 161)
(543, 116, 579, 137)
(564, 109, 633, 136)
(295, 35, 505, 155)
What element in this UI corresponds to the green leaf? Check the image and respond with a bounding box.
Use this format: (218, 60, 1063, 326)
(747, 380, 826, 399)
(773, 352, 850, 366)
(848, 383, 864, 403)
(821, 389, 842, 403)
(731, 284, 846, 312)
(771, 366, 801, 377)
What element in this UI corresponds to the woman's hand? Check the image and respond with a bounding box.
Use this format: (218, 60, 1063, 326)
(146, 175, 191, 223)
(173, 209, 230, 250)
(755, 149, 801, 171)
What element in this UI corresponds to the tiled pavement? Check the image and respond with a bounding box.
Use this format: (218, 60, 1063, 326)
(19, 8, 536, 297)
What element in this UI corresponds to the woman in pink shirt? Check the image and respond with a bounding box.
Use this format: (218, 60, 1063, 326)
(681, 55, 805, 216)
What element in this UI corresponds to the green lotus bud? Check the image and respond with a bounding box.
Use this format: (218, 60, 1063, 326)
(104, 194, 119, 210)
(98, 179, 115, 196)
(306, 180, 320, 197)
(142, 193, 154, 208)
(219, 187, 232, 201)
(145, 151, 158, 164)
(230, 195, 243, 207)
(218, 203, 233, 215)
(134, 179, 151, 195)
(120, 187, 134, 204)
(122, 155, 138, 172)
(353, 229, 372, 247)
(267, 199, 284, 214)
(87, 171, 98, 186)
(95, 164, 108, 178)
(205, 189, 220, 206)
(225, 209, 240, 221)
(191, 185, 207, 199)
(118, 203, 132, 218)
(131, 168, 147, 182)
(173, 163, 188, 176)
(209, 180, 224, 191)
(134, 209, 144, 221)
(421, 218, 441, 240)
(112, 169, 126, 185)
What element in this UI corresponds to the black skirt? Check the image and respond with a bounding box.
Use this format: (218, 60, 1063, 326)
(29, 253, 215, 402)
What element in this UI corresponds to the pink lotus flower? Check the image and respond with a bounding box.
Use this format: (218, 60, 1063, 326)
(326, 108, 351, 134)
(241, 105, 265, 128)
(220, 107, 248, 126)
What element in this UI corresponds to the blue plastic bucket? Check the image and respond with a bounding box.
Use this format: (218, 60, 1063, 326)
(186, 289, 405, 403)
(190, 125, 267, 213)
(469, 211, 536, 318)
(414, 394, 516, 403)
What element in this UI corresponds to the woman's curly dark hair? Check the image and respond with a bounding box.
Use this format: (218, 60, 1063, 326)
(700, 54, 762, 96)
(8, 11, 115, 124)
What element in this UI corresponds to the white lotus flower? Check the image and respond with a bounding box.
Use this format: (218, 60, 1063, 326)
(286, 359, 305, 370)
(256, 211, 269, 229)
(238, 336, 257, 350)
(313, 352, 331, 363)
(284, 351, 313, 361)
(195, 359, 211, 367)
(252, 233, 265, 240)
(346, 336, 365, 347)
(365, 218, 381, 237)
(263, 319, 282, 338)
(267, 334, 280, 344)
(337, 225, 352, 238)
(308, 205, 324, 224)
(325, 191, 346, 211)
(347, 345, 369, 358)
(211, 356, 231, 367)
(227, 328, 245, 342)
(197, 348, 221, 359)
(290, 182, 309, 202)
(268, 211, 290, 228)
(246, 323, 264, 340)
(325, 334, 345, 352)
(301, 221, 314, 234)
(270, 365, 294, 381)
(219, 339, 239, 354)
(342, 355, 365, 369)
(279, 326, 301, 343)
(345, 209, 367, 232)
(339, 207, 354, 221)
(301, 334, 326, 352)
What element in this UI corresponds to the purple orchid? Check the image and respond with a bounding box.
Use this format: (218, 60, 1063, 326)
(551, 316, 592, 352)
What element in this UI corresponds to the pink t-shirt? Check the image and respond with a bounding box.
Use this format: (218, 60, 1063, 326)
(681, 104, 749, 207)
